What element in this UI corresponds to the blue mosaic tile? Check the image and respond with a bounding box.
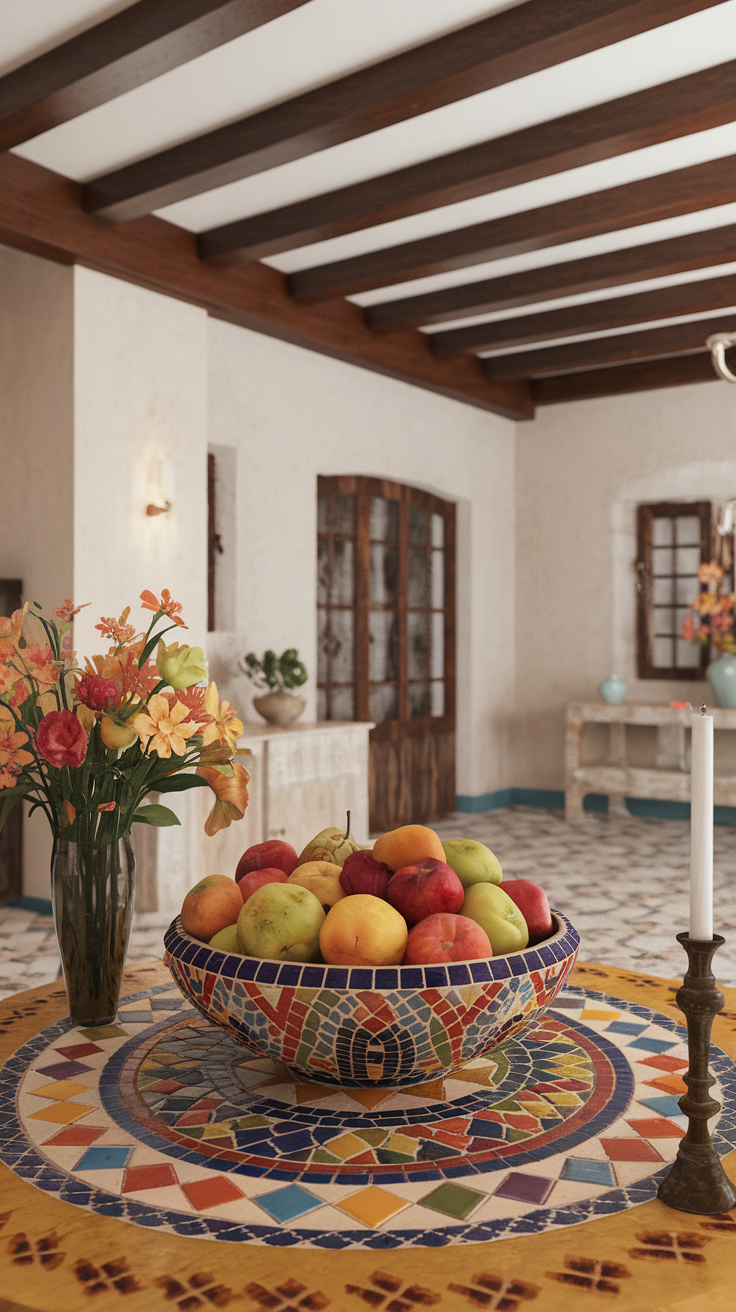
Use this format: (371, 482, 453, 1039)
(75, 1146, 133, 1171)
(628, 1036, 679, 1054)
(255, 961, 280, 983)
(606, 1022, 649, 1036)
(253, 1185, 324, 1222)
(638, 1095, 684, 1117)
(561, 1158, 616, 1186)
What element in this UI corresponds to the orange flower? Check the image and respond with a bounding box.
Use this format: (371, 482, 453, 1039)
(140, 589, 187, 628)
(197, 762, 250, 836)
(0, 606, 27, 654)
(95, 607, 137, 643)
(132, 693, 198, 758)
(22, 645, 59, 691)
(0, 722, 34, 789)
(53, 599, 90, 621)
(699, 561, 724, 587)
(201, 682, 243, 751)
(167, 686, 212, 726)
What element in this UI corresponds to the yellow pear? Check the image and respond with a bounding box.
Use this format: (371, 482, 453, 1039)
(297, 812, 360, 868)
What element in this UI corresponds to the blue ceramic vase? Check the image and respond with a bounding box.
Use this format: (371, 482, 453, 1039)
(600, 675, 627, 705)
(707, 653, 736, 708)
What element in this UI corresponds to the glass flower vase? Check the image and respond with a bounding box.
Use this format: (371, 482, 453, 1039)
(51, 836, 135, 1027)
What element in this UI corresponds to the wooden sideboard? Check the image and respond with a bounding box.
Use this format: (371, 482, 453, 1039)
(134, 720, 373, 915)
(565, 701, 736, 821)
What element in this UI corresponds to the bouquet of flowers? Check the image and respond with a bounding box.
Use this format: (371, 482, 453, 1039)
(0, 589, 248, 846)
(682, 562, 736, 656)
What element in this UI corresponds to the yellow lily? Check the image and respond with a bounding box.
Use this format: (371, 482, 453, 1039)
(201, 681, 244, 751)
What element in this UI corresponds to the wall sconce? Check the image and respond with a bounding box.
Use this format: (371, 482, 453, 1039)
(706, 331, 736, 383)
(146, 455, 174, 517)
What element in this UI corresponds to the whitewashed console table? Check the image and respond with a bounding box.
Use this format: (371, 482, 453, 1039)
(565, 701, 736, 822)
(134, 720, 373, 915)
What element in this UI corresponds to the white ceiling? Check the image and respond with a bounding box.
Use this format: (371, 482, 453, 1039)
(4, 0, 736, 361)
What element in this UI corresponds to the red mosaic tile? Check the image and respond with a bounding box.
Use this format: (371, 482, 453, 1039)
(600, 1138, 664, 1162)
(42, 1125, 107, 1147)
(146, 1079, 185, 1093)
(181, 1176, 245, 1211)
(638, 1054, 688, 1072)
(627, 1117, 686, 1140)
(176, 1111, 211, 1126)
(122, 1163, 178, 1192)
(55, 1043, 103, 1059)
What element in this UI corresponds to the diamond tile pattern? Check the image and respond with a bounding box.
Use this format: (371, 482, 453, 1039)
(2, 978, 735, 1252)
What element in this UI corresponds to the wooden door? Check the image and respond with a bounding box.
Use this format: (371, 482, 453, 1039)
(318, 476, 455, 832)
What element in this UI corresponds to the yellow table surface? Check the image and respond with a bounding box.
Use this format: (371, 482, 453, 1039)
(1, 959, 735, 1312)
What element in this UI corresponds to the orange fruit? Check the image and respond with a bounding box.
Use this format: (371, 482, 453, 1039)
(319, 894, 408, 966)
(372, 824, 445, 872)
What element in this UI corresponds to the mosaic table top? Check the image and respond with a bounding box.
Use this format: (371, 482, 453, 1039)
(2, 960, 736, 1312)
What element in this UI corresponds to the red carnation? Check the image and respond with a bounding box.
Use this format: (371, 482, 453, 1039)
(76, 673, 121, 711)
(36, 710, 88, 768)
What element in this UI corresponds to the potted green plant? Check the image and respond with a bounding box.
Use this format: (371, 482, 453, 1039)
(241, 648, 308, 725)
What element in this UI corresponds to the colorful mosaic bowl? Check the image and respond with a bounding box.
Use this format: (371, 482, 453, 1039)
(163, 910, 579, 1089)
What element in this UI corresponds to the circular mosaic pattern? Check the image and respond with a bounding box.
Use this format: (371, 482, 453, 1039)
(3, 983, 736, 1250)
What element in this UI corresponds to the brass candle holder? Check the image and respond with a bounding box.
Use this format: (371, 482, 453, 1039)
(657, 932, 736, 1215)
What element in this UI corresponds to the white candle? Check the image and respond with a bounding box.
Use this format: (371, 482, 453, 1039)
(690, 706, 714, 940)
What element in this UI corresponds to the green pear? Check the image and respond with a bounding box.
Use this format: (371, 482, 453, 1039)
(209, 923, 241, 953)
(237, 883, 325, 961)
(461, 883, 528, 956)
(297, 811, 360, 868)
(442, 838, 502, 888)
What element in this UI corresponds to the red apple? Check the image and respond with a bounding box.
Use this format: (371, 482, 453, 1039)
(387, 858, 464, 925)
(499, 879, 553, 945)
(235, 840, 299, 881)
(340, 850, 391, 899)
(237, 868, 289, 904)
(403, 913, 492, 964)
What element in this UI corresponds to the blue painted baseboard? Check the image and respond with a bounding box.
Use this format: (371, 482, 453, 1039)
(4, 895, 53, 915)
(455, 787, 736, 826)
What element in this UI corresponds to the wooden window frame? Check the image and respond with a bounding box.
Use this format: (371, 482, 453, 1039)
(636, 500, 711, 680)
(317, 475, 456, 740)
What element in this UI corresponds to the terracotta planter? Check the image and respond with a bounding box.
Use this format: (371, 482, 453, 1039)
(252, 691, 306, 725)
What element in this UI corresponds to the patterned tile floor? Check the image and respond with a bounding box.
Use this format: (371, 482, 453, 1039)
(1, 805, 735, 998)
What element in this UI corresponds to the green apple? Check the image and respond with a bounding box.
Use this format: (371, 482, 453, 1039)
(442, 838, 502, 888)
(461, 883, 528, 955)
(209, 924, 241, 953)
(237, 882, 325, 962)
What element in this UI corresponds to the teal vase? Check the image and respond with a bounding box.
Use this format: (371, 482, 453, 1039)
(600, 675, 627, 705)
(707, 653, 736, 708)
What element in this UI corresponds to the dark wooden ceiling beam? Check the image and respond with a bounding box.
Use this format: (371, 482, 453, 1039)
(0, 152, 532, 423)
(430, 271, 736, 356)
(366, 223, 736, 331)
(200, 59, 736, 262)
(481, 313, 736, 379)
(0, 0, 310, 154)
(532, 352, 718, 403)
(83, 0, 726, 222)
(289, 155, 736, 303)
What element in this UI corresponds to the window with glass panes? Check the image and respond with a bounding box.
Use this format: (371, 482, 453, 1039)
(317, 476, 455, 729)
(636, 501, 711, 679)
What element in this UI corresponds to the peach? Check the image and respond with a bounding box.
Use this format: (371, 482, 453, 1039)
(403, 913, 492, 965)
(320, 894, 408, 966)
(372, 824, 445, 871)
(181, 873, 243, 942)
(238, 868, 289, 904)
(288, 860, 346, 910)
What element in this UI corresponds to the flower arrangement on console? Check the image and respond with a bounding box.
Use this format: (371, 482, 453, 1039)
(682, 562, 736, 655)
(0, 589, 248, 1026)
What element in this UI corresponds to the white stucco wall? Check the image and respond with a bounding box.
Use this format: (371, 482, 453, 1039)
(72, 266, 209, 657)
(0, 247, 75, 902)
(206, 319, 517, 801)
(514, 379, 736, 791)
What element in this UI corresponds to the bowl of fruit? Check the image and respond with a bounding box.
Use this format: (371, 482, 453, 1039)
(164, 820, 579, 1089)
